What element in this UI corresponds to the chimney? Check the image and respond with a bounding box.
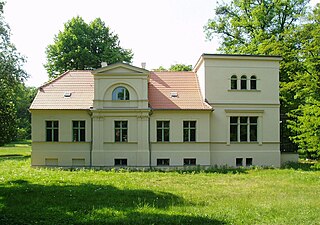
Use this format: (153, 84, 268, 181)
(101, 62, 108, 67)
(141, 62, 146, 69)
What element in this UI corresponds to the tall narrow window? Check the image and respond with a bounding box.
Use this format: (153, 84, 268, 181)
(73, 121, 85, 142)
(183, 121, 196, 142)
(46, 121, 59, 142)
(157, 121, 170, 142)
(230, 117, 258, 142)
(115, 121, 128, 142)
(112, 87, 129, 100)
(241, 75, 247, 90)
(250, 75, 257, 90)
(231, 75, 237, 90)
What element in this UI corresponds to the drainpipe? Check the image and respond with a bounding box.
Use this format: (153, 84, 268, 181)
(88, 109, 93, 168)
(148, 110, 152, 169)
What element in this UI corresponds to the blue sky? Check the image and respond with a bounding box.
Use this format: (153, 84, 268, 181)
(4, 0, 319, 87)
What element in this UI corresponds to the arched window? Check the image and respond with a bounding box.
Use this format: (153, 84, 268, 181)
(112, 86, 130, 100)
(231, 75, 237, 90)
(241, 75, 247, 90)
(250, 75, 257, 90)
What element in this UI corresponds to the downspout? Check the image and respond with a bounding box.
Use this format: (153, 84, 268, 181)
(148, 110, 152, 170)
(88, 109, 93, 168)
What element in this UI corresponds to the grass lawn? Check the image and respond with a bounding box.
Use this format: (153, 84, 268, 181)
(0, 144, 319, 224)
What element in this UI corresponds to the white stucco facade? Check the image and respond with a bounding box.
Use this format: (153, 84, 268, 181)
(30, 54, 282, 168)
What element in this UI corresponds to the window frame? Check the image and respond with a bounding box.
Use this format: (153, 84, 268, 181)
(114, 158, 128, 166)
(229, 116, 258, 143)
(240, 75, 247, 90)
(156, 121, 170, 142)
(72, 120, 86, 142)
(183, 158, 196, 166)
(114, 121, 128, 142)
(183, 121, 196, 142)
(250, 75, 257, 90)
(46, 120, 59, 142)
(231, 75, 238, 90)
(112, 86, 130, 100)
(157, 158, 170, 166)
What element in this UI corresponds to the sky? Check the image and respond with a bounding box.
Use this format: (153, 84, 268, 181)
(4, 0, 320, 87)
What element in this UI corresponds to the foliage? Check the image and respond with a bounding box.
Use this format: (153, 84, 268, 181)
(169, 64, 192, 71)
(45, 16, 133, 78)
(0, 149, 319, 224)
(287, 4, 320, 159)
(0, 0, 28, 146)
(153, 64, 192, 72)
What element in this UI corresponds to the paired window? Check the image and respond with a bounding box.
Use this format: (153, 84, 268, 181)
(115, 158, 127, 166)
(230, 117, 258, 142)
(72, 121, 85, 142)
(236, 158, 253, 167)
(46, 121, 59, 142)
(183, 121, 196, 142)
(157, 121, 170, 142)
(115, 121, 128, 142)
(157, 158, 170, 166)
(112, 86, 129, 100)
(184, 158, 196, 166)
(230, 75, 257, 90)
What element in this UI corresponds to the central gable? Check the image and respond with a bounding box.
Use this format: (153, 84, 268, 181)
(92, 63, 149, 76)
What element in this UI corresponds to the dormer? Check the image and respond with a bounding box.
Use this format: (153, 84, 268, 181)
(92, 63, 150, 109)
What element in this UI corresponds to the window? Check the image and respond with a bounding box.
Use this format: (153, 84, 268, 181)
(246, 158, 253, 166)
(115, 121, 128, 142)
(230, 117, 258, 142)
(112, 86, 129, 100)
(46, 121, 59, 142)
(231, 75, 237, 90)
(115, 159, 127, 166)
(236, 158, 243, 167)
(250, 75, 257, 90)
(183, 121, 196, 142)
(157, 121, 170, 142)
(241, 75, 247, 90)
(157, 158, 170, 166)
(184, 158, 196, 166)
(72, 121, 85, 142)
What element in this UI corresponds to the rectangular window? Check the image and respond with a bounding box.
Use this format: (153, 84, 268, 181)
(183, 121, 196, 142)
(184, 158, 196, 166)
(157, 158, 170, 166)
(236, 158, 243, 167)
(72, 121, 85, 142)
(115, 121, 128, 142)
(230, 117, 258, 142)
(114, 159, 127, 166)
(157, 121, 170, 142)
(46, 121, 59, 142)
(246, 158, 253, 167)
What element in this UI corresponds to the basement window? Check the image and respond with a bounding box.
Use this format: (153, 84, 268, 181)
(157, 158, 170, 166)
(115, 158, 127, 166)
(236, 158, 243, 167)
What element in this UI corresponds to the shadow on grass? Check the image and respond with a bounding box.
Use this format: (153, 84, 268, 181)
(0, 155, 31, 161)
(3, 140, 31, 147)
(0, 180, 225, 225)
(281, 161, 320, 171)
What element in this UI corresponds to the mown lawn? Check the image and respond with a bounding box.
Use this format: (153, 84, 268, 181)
(0, 144, 319, 225)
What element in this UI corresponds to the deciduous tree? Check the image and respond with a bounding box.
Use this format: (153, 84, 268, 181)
(45, 16, 133, 78)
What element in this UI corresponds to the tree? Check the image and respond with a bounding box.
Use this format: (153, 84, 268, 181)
(45, 16, 133, 78)
(169, 64, 192, 71)
(153, 64, 192, 72)
(0, 0, 28, 145)
(204, 0, 310, 153)
(287, 4, 320, 159)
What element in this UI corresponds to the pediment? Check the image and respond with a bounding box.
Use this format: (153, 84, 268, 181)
(93, 63, 149, 76)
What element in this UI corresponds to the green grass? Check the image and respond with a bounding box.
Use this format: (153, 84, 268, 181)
(0, 140, 31, 157)
(0, 144, 320, 224)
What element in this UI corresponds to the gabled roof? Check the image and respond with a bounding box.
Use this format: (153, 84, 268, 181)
(30, 71, 94, 110)
(30, 65, 211, 111)
(148, 71, 211, 110)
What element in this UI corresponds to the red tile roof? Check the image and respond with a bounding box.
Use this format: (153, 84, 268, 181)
(30, 71, 94, 110)
(148, 71, 211, 110)
(30, 69, 211, 111)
